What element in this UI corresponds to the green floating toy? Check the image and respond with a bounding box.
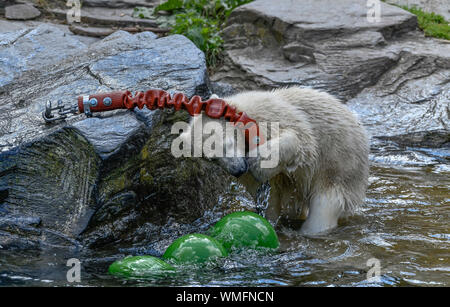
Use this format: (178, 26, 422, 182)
(163, 233, 228, 264)
(108, 255, 175, 278)
(210, 211, 279, 251)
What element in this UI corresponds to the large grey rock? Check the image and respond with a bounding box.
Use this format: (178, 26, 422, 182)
(0, 24, 87, 88)
(0, 20, 100, 45)
(213, 0, 416, 100)
(5, 4, 41, 20)
(347, 36, 450, 139)
(0, 25, 255, 251)
(0, 128, 101, 249)
(72, 111, 145, 160)
(0, 29, 205, 152)
(212, 0, 449, 144)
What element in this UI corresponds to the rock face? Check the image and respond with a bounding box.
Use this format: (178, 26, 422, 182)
(0, 19, 100, 46)
(0, 24, 255, 251)
(212, 0, 449, 144)
(0, 128, 100, 249)
(5, 4, 41, 20)
(346, 37, 449, 139)
(213, 0, 417, 100)
(0, 24, 87, 88)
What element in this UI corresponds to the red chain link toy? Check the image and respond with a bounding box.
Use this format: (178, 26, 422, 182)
(43, 89, 264, 148)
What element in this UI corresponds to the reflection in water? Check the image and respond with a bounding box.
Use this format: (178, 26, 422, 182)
(0, 140, 448, 286)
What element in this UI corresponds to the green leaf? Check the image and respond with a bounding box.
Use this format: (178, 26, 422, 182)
(397, 5, 449, 40)
(148, 0, 255, 68)
(155, 0, 185, 13)
(132, 6, 154, 19)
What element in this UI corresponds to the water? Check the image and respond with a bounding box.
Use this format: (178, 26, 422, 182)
(0, 139, 448, 287)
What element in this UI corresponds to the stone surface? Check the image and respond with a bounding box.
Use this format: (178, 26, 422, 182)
(68, 24, 166, 38)
(0, 29, 204, 152)
(212, 0, 449, 144)
(5, 4, 41, 20)
(0, 24, 87, 88)
(378, 129, 450, 148)
(0, 128, 101, 249)
(82, 0, 157, 8)
(214, 0, 417, 100)
(48, 6, 158, 28)
(386, 0, 450, 20)
(0, 1, 17, 9)
(72, 111, 145, 160)
(0, 24, 256, 251)
(0, 19, 24, 32)
(210, 81, 236, 98)
(0, 19, 100, 45)
(347, 35, 450, 140)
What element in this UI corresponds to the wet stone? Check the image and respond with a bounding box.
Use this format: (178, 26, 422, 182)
(5, 4, 41, 20)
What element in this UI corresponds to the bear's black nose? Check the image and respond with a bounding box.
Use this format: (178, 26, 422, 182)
(232, 159, 249, 178)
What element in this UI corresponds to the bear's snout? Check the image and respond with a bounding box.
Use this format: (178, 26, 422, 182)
(230, 159, 248, 177)
(216, 156, 249, 178)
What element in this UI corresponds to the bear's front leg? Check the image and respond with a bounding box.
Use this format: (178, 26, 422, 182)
(300, 187, 344, 235)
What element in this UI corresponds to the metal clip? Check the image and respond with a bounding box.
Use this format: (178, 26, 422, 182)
(82, 95, 92, 118)
(42, 100, 79, 123)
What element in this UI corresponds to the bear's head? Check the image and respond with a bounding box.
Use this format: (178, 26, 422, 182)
(177, 113, 249, 177)
(175, 112, 280, 182)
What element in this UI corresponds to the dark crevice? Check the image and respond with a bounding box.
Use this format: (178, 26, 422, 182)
(6, 28, 33, 46)
(0, 189, 8, 203)
(85, 65, 111, 89)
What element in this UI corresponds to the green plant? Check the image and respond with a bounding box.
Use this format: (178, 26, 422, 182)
(172, 10, 224, 67)
(150, 0, 254, 68)
(399, 5, 449, 40)
(132, 7, 154, 19)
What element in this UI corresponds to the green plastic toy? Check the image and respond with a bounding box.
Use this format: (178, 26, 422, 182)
(108, 255, 175, 278)
(163, 233, 228, 264)
(209, 211, 279, 251)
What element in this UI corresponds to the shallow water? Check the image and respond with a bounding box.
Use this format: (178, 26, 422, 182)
(0, 139, 448, 287)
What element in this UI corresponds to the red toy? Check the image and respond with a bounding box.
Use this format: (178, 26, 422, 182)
(43, 89, 264, 148)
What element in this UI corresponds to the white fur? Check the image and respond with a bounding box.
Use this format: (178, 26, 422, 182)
(187, 87, 369, 235)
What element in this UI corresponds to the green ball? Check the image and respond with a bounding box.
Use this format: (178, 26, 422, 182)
(163, 233, 228, 264)
(210, 211, 279, 251)
(108, 255, 175, 278)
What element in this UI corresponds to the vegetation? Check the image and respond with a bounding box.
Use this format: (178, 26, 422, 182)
(397, 5, 449, 40)
(134, 0, 254, 68)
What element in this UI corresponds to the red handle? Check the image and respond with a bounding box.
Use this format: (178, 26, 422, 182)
(78, 90, 264, 148)
(77, 91, 129, 113)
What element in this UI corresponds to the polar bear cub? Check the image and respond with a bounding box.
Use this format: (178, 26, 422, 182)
(181, 86, 369, 235)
